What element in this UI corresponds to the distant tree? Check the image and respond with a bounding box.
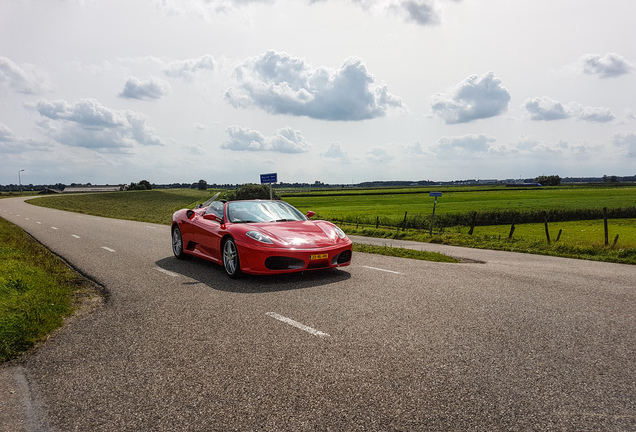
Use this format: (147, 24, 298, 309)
(226, 183, 280, 201)
(534, 175, 561, 186)
(128, 180, 152, 191)
(198, 179, 208, 190)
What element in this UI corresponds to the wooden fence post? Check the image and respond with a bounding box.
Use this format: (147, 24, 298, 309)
(402, 211, 408, 232)
(556, 229, 562, 242)
(613, 234, 619, 247)
(508, 223, 515, 239)
(468, 212, 476, 235)
(376, 216, 379, 229)
(544, 212, 551, 244)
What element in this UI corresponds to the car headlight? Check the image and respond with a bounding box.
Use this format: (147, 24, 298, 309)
(246, 231, 274, 244)
(334, 225, 346, 239)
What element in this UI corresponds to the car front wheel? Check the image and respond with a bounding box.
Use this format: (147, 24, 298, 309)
(172, 225, 190, 260)
(223, 237, 241, 278)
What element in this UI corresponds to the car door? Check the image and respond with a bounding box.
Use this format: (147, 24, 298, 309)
(189, 201, 224, 262)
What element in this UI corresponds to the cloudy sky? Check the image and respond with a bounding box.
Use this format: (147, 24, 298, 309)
(2, 0, 635, 186)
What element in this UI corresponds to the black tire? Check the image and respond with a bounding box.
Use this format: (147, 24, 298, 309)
(172, 225, 190, 260)
(222, 237, 241, 278)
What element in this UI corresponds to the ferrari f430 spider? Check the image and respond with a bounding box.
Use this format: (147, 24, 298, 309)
(171, 198, 352, 278)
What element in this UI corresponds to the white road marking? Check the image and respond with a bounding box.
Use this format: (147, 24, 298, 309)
(361, 265, 403, 275)
(145, 226, 157, 229)
(155, 267, 180, 277)
(71, 235, 81, 239)
(37, 222, 42, 225)
(102, 247, 116, 253)
(266, 312, 330, 337)
(51, 227, 58, 230)
(25, 217, 29, 220)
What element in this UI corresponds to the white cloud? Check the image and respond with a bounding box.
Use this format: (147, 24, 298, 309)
(156, 0, 275, 19)
(570, 104, 614, 123)
(119, 76, 171, 100)
(163, 54, 216, 82)
(222, 125, 311, 153)
(522, 97, 569, 121)
(612, 132, 636, 156)
(402, 141, 426, 155)
(522, 96, 615, 123)
(156, 0, 447, 26)
(433, 134, 495, 157)
(0, 57, 50, 94)
(508, 136, 565, 155)
(30, 98, 166, 151)
(0, 123, 54, 154)
(430, 71, 510, 124)
(397, 1, 443, 25)
(0, 123, 16, 142)
(224, 50, 406, 121)
(579, 52, 633, 78)
(321, 142, 350, 162)
(365, 146, 394, 163)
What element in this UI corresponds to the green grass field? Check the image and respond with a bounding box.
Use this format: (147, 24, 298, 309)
(285, 185, 636, 227)
(25, 185, 636, 264)
(29, 189, 209, 225)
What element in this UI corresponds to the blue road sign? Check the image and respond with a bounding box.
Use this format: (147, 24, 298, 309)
(260, 173, 278, 184)
(429, 192, 442, 197)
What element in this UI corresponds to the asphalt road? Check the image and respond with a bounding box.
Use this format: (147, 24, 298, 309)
(1, 196, 635, 431)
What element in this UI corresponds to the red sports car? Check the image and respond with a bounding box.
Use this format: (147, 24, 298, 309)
(171, 199, 352, 278)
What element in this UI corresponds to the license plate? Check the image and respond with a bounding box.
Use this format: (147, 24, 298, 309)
(310, 253, 328, 260)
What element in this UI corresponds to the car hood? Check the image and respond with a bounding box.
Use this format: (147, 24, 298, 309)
(244, 220, 347, 248)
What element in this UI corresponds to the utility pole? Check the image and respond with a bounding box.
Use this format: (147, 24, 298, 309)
(18, 169, 25, 193)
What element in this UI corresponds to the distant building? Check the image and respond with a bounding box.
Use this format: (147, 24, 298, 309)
(63, 185, 124, 193)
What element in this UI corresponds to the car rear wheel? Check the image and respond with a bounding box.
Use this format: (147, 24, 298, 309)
(223, 237, 241, 278)
(172, 225, 190, 260)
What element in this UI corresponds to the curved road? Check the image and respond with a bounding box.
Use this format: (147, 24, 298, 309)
(1, 197, 635, 431)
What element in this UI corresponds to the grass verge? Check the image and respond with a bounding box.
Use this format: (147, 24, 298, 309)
(353, 243, 459, 263)
(0, 218, 101, 363)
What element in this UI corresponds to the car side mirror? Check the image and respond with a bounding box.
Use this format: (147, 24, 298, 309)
(306, 211, 315, 218)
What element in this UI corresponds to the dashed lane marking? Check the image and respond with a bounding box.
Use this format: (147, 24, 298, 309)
(51, 227, 58, 230)
(155, 267, 180, 277)
(361, 265, 403, 275)
(101, 247, 116, 253)
(266, 312, 330, 338)
(71, 235, 81, 239)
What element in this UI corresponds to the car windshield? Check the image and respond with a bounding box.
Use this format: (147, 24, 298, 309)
(227, 201, 307, 223)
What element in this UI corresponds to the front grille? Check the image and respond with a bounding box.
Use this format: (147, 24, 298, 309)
(265, 256, 305, 270)
(307, 260, 330, 270)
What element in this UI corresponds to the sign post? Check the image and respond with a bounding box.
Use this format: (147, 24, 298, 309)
(260, 173, 278, 199)
(429, 192, 442, 235)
